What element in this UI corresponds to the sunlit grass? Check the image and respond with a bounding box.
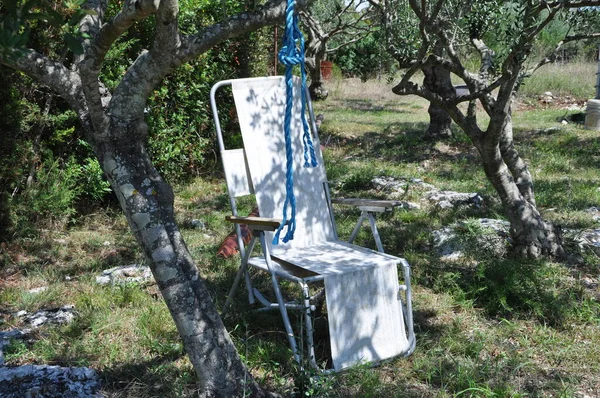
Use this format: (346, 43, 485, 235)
(2, 71, 600, 396)
(520, 61, 596, 99)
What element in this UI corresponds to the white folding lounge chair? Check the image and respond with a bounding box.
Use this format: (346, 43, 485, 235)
(210, 76, 415, 371)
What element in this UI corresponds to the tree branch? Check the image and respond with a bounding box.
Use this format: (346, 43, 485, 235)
(469, 37, 496, 113)
(151, 0, 181, 63)
(523, 6, 560, 43)
(327, 30, 371, 53)
(392, 78, 487, 140)
(328, 10, 371, 37)
(80, 0, 109, 42)
(78, 0, 159, 135)
(526, 32, 600, 76)
(331, 0, 355, 26)
(5, 49, 89, 125)
(429, 0, 446, 22)
(543, 0, 600, 9)
(300, 9, 326, 42)
(178, 0, 302, 64)
(109, 0, 301, 122)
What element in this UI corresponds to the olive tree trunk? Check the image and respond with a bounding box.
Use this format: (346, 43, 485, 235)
(379, 0, 568, 258)
(98, 117, 274, 397)
(422, 63, 453, 139)
(471, 116, 563, 258)
(2, 0, 298, 395)
(304, 25, 328, 100)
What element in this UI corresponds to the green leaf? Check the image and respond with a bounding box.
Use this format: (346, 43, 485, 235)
(45, 9, 66, 26)
(3, 0, 19, 15)
(64, 33, 83, 55)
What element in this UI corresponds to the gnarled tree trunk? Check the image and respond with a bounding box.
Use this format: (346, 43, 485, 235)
(95, 117, 275, 397)
(472, 118, 563, 258)
(304, 28, 328, 100)
(422, 63, 453, 139)
(2, 0, 299, 395)
(379, 0, 567, 259)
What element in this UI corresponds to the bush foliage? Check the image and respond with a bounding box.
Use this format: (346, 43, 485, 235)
(0, 0, 275, 237)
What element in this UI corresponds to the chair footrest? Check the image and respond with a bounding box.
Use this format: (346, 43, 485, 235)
(253, 288, 304, 310)
(248, 257, 322, 281)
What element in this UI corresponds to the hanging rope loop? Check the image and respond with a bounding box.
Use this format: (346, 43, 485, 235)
(272, 0, 318, 245)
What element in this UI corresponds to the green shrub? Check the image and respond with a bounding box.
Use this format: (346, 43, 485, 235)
(0, 66, 23, 239)
(73, 140, 112, 203)
(341, 167, 377, 192)
(332, 32, 396, 80)
(11, 154, 82, 234)
(79, 156, 112, 202)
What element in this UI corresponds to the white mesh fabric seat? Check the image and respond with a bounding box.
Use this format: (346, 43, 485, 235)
(211, 76, 415, 371)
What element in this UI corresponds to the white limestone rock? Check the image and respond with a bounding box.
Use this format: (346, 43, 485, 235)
(585, 207, 600, 222)
(28, 286, 48, 294)
(17, 305, 76, 328)
(0, 364, 102, 397)
(95, 264, 153, 286)
(432, 218, 510, 260)
(426, 190, 483, 209)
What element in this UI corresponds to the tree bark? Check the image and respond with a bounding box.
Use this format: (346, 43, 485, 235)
(95, 117, 277, 397)
(422, 63, 453, 139)
(1, 0, 300, 394)
(499, 112, 536, 205)
(304, 31, 328, 100)
(472, 126, 563, 259)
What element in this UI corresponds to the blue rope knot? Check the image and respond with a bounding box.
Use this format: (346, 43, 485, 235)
(272, 0, 319, 245)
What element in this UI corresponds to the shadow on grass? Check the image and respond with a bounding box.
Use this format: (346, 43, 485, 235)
(535, 177, 600, 211)
(337, 98, 413, 114)
(321, 121, 474, 165)
(0, 234, 141, 282)
(424, 256, 594, 328)
(99, 353, 196, 397)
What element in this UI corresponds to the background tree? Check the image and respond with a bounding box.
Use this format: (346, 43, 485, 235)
(367, 0, 456, 138)
(301, 0, 371, 99)
(0, 0, 303, 395)
(331, 27, 396, 80)
(370, 0, 600, 258)
(422, 42, 453, 139)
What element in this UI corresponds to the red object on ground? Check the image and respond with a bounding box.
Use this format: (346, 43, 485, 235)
(216, 208, 259, 258)
(320, 61, 333, 80)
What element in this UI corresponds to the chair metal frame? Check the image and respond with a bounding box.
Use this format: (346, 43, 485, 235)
(210, 78, 415, 371)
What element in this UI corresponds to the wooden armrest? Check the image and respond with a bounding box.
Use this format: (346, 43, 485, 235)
(331, 198, 403, 208)
(225, 215, 283, 231)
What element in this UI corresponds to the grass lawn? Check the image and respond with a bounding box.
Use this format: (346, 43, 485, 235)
(1, 67, 599, 397)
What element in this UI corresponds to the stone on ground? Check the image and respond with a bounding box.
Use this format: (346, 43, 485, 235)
(95, 264, 153, 286)
(0, 364, 102, 398)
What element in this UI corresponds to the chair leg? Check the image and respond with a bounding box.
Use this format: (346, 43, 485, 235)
(244, 258, 256, 306)
(400, 259, 416, 356)
(259, 233, 301, 363)
(366, 212, 385, 253)
(348, 211, 368, 244)
(222, 236, 258, 316)
(349, 211, 386, 253)
(300, 281, 318, 369)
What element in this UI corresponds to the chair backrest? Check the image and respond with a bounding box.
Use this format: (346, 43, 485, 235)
(229, 76, 335, 251)
(221, 148, 254, 197)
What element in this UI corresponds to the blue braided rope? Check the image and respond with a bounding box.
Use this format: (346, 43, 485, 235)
(272, 0, 318, 245)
